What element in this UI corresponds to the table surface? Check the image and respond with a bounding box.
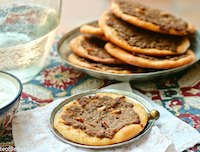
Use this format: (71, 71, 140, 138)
(1, 0, 200, 151)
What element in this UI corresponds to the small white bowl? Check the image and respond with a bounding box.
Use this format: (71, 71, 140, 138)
(0, 71, 22, 136)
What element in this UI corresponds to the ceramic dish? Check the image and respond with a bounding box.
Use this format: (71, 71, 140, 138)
(49, 89, 159, 149)
(57, 21, 200, 81)
(0, 71, 23, 136)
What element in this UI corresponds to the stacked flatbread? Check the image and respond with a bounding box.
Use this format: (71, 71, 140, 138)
(68, 0, 196, 74)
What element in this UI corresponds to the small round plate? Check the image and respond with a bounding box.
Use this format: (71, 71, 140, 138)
(49, 89, 158, 149)
(57, 21, 200, 81)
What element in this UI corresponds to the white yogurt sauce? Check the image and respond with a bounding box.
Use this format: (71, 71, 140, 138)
(0, 77, 18, 109)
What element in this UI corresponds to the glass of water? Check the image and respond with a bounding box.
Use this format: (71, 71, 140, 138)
(0, 0, 61, 83)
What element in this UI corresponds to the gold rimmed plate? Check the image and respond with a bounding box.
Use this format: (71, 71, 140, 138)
(49, 89, 159, 149)
(57, 21, 200, 81)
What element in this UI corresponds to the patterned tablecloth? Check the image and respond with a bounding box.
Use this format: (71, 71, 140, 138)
(0, 36, 199, 152)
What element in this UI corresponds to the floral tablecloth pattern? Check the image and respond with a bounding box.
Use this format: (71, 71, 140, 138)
(0, 36, 199, 152)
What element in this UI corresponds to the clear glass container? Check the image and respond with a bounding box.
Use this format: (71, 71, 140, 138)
(0, 0, 62, 83)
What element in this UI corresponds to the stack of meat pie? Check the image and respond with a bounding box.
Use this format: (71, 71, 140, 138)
(68, 0, 196, 74)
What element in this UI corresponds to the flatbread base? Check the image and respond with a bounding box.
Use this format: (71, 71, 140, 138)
(69, 35, 124, 64)
(105, 42, 195, 69)
(80, 23, 104, 35)
(99, 11, 190, 56)
(111, 0, 195, 36)
(67, 53, 134, 74)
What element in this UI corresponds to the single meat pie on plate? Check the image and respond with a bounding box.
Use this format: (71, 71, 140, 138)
(54, 92, 148, 146)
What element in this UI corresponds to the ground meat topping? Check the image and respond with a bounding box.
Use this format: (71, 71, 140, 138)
(62, 95, 140, 139)
(116, 0, 188, 32)
(81, 36, 113, 58)
(106, 13, 184, 51)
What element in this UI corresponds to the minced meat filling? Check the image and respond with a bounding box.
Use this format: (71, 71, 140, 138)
(81, 36, 113, 58)
(106, 13, 183, 51)
(116, 0, 188, 32)
(61, 95, 140, 139)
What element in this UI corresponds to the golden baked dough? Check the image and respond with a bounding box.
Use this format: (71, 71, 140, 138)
(54, 92, 148, 146)
(80, 23, 104, 35)
(67, 53, 134, 74)
(98, 11, 190, 56)
(69, 35, 124, 64)
(105, 43, 195, 69)
(111, 0, 195, 36)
